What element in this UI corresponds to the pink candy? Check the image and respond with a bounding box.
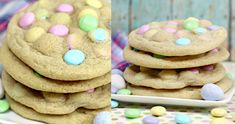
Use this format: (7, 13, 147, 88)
(168, 21, 178, 25)
(19, 12, 35, 28)
(86, 88, 95, 93)
(137, 25, 150, 35)
(56, 4, 74, 13)
(210, 48, 219, 53)
(188, 68, 199, 74)
(49, 24, 69, 36)
(202, 65, 214, 71)
(162, 28, 177, 33)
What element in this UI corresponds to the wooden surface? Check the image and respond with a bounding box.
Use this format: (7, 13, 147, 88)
(112, 0, 235, 61)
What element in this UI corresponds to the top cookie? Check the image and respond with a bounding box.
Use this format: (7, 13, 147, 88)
(6, 0, 111, 80)
(128, 18, 227, 56)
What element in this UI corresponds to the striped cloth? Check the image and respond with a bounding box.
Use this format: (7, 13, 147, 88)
(0, 1, 129, 69)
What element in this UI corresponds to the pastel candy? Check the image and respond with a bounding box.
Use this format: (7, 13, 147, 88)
(168, 21, 178, 25)
(211, 108, 227, 117)
(78, 8, 98, 18)
(0, 99, 10, 113)
(162, 28, 177, 33)
(86, 88, 95, 93)
(34, 9, 49, 20)
(50, 13, 71, 25)
(142, 116, 160, 124)
(63, 49, 86, 65)
(211, 118, 228, 124)
(124, 108, 141, 119)
(210, 48, 219, 54)
(208, 25, 219, 30)
(19, 12, 35, 28)
(194, 27, 207, 34)
(187, 68, 199, 74)
(201, 83, 224, 101)
(150, 106, 166, 116)
(175, 113, 191, 124)
(86, 0, 103, 9)
(111, 86, 118, 94)
(89, 28, 108, 43)
(184, 18, 199, 31)
(56, 4, 74, 13)
(111, 69, 123, 76)
(49, 24, 69, 36)
(25, 27, 45, 42)
(93, 111, 111, 124)
(111, 100, 119, 108)
(79, 15, 98, 32)
(0, 79, 4, 99)
(232, 114, 235, 122)
(176, 38, 191, 46)
(137, 25, 150, 35)
(202, 65, 214, 71)
(111, 74, 126, 89)
(117, 89, 131, 95)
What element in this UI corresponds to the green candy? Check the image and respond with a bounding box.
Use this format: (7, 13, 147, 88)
(124, 108, 141, 119)
(117, 89, 131, 95)
(79, 15, 98, 32)
(184, 20, 198, 31)
(153, 54, 165, 59)
(0, 99, 10, 113)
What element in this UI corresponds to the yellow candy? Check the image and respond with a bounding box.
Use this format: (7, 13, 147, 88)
(78, 8, 98, 19)
(150, 106, 166, 116)
(25, 27, 45, 42)
(210, 118, 227, 124)
(232, 114, 235, 122)
(186, 17, 199, 22)
(86, 0, 103, 9)
(50, 13, 71, 25)
(211, 108, 227, 117)
(34, 9, 49, 20)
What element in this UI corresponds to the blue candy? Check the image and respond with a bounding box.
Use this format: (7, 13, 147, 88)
(64, 49, 85, 65)
(175, 38, 191, 46)
(194, 27, 207, 34)
(175, 113, 191, 124)
(201, 83, 224, 101)
(93, 111, 111, 124)
(111, 100, 119, 108)
(93, 28, 106, 42)
(111, 69, 123, 76)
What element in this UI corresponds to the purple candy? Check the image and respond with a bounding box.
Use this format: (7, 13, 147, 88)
(208, 25, 219, 30)
(111, 86, 118, 94)
(142, 116, 160, 124)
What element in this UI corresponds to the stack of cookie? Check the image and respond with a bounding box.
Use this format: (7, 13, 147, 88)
(0, 0, 111, 123)
(123, 18, 233, 100)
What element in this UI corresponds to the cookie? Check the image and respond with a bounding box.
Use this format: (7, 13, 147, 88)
(6, 0, 111, 80)
(124, 64, 226, 89)
(124, 45, 229, 69)
(128, 19, 227, 56)
(2, 71, 110, 115)
(6, 95, 110, 124)
(127, 77, 233, 100)
(0, 43, 110, 93)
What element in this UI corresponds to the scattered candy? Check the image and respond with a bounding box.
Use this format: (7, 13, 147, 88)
(137, 25, 150, 35)
(153, 54, 166, 59)
(150, 106, 166, 116)
(50, 13, 71, 25)
(142, 116, 160, 124)
(162, 28, 177, 33)
(210, 48, 219, 54)
(111, 74, 126, 89)
(175, 38, 191, 46)
(111, 86, 118, 94)
(49, 24, 69, 36)
(89, 28, 108, 43)
(186, 17, 199, 22)
(0, 79, 4, 99)
(175, 113, 191, 124)
(124, 108, 141, 119)
(187, 68, 199, 74)
(63, 49, 85, 65)
(78, 8, 98, 19)
(79, 15, 98, 32)
(111, 100, 119, 108)
(201, 83, 224, 101)
(117, 89, 131, 95)
(34, 9, 49, 20)
(19, 12, 35, 28)
(56, 4, 74, 13)
(86, 0, 103, 9)
(93, 111, 111, 124)
(0, 99, 10, 113)
(86, 88, 95, 93)
(184, 18, 199, 31)
(208, 25, 219, 30)
(25, 27, 45, 42)
(194, 27, 207, 34)
(111, 69, 123, 76)
(202, 65, 214, 71)
(211, 108, 227, 117)
(168, 21, 178, 25)
(210, 118, 227, 124)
